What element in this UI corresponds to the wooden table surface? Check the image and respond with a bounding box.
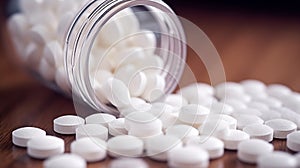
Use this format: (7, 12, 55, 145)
(1, 5, 300, 168)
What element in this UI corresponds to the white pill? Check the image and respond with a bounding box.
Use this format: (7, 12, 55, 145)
(71, 137, 107, 162)
(43, 41, 63, 68)
(199, 119, 230, 138)
(44, 154, 87, 168)
(7, 14, 29, 45)
(260, 109, 282, 121)
(109, 158, 148, 168)
(118, 102, 152, 117)
(55, 66, 71, 93)
(53, 115, 85, 135)
(163, 94, 188, 110)
(231, 108, 262, 118)
(178, 104, 209, 126)
(254, 97, 282, 108)
(186, 136, 224, 159)
(12, 127, 46, 147)
(237, 139, 274, 164)
(146, 135, 183, 161)
(257, 151, 297, 168)
(287, 131, 300, 152)
(27, 136, 65, 159)
(107, 135, 144, 157)
(215, 82, 244, 99)
(112, 47, 146, 68)
(108, 118, 128, 136)
(220, 129, 250, 150)
(96, 78, 131, 108)
(76, 124, 108, 141)
(141, 73, 166, 102)
(282, 93, 300, 114)
(147, 103, 176, 129)
(165, 125, 199, 143)
(90, 69, 113, 86)
(114, 8, 140, 36)
(125, 112, 162, 138)
(243, 124, 273, 142)
(247, 101, 269, 112)
(97, 19, 124, 47)
(114, 64, 147, 97)
(24, 42, 42, 70)
(221, 99, 247, 110)
(85, 113, 116, 128)
(39, 57, 55, 81)
(275, 107, 300, 129)
(241, 79, 266, 95)
(29, 24, 53, 46)
(189, 95, 218, 107)
(177, 83, 214, 103)
(128, 30, 157, 56)
(219, 114, 238, 129)
(208, 102, 234, 115)
(235, 114, 264, 130)
(137, 55, 164, 74)
(167, 146, 209, 168)
(266, 84, 292, 99)
(265, 119, 297, 139)
(222, 93, 252, 103)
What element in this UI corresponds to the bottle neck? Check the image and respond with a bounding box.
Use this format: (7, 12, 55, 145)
(64, 0, 186, 114)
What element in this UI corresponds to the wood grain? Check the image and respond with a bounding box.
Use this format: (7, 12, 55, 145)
(1, 6, 300, 168)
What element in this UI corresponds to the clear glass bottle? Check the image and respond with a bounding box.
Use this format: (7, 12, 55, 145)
(8, 0, 186, 114)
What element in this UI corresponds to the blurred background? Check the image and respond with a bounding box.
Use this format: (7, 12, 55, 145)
(0, 0, 300, 91)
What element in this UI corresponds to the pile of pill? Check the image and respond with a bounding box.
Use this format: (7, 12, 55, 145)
(12, 79, 300, 167)
(8, 0, 165, 106)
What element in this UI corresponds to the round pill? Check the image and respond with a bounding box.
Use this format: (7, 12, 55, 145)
(257, 151, 297, 168)
(12, 127, 46, 147)
(237, 139, 274, 164)
(287, 131, 300, 152)
(214, 82, 244, 99)
(44, 154, 86, 168)
(165, 125, 199, 143)
(167, 145, 209, 168)
(265, 119, 297, 139)
(177, 83, 214, 101)
(221, 99, 247, 110)
(219, 114, 237, 129)
(243, 124, 273, 142)
(247, 101, 269, 112)
(53, 115, 85, 134)
(85, 113, 116, 128)
(199, 119, 230, 138)
(109, 158, 149, 168)
(76, 124, 108, 140)
(27, 135, 65, 159)
(266, 84, 292, 99)
(164, 94, 188, 110)
(209, 102, 234, 115)
(178, 104, 209, 125)
(71, 137, 107, 162)
(231, 108, 262, 118)
(241, 79, 266, 95)
(186, 136, 224, 159)
(107, 135, 144, 157)
(235, 114, 264, 130)
(108, 118, 128, 136)
(146, 135, 182, 161)
(125, 112, 162, 137)
(220, 129, 250, 150)
(254, 97, 282, 108)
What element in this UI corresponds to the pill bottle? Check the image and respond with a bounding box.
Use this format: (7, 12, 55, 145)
(7, 0, 186, 114)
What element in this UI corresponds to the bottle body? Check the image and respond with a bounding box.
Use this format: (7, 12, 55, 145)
(8, 0, 186, 114)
